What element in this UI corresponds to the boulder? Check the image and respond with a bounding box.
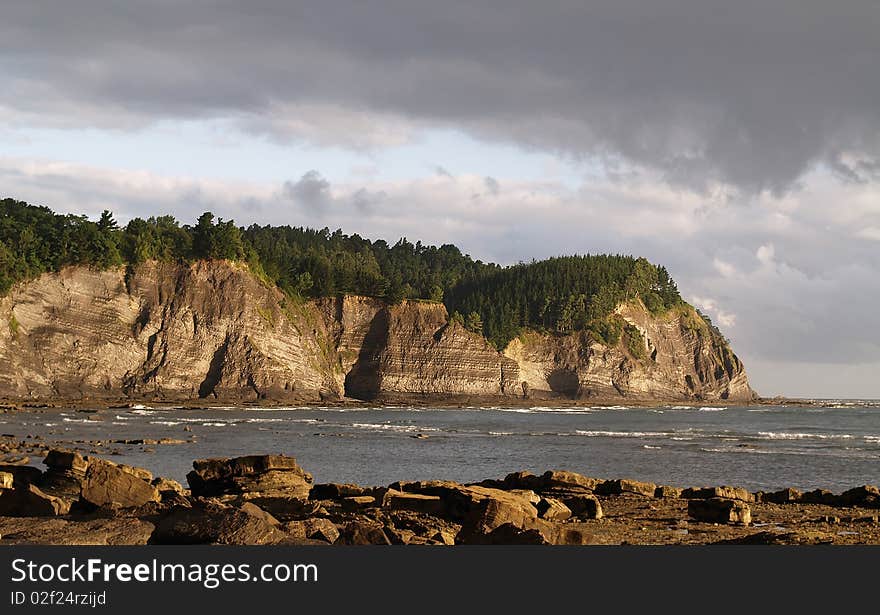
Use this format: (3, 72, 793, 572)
(799, 489, 838, 505)
(598, 479, 657, 497)
(0, 484, 71, 516)
(838, 485, 880, 508)
(39, 449, 88, 499)
(187, 455, 312, 498)
(536, 497, 572, 521)
(382, 490, 445, 516)
(763, 488, 802, 504)
(150, 501, 301, 545)
(80, 459, 160, 509)
(395, 481, 539, 525)
(0, 464, 42, 488)
(118, 464, 153, 482)
(239, 496, 322, 521)
(499, 471, 545, 491)
(456, 493, 541, 544)
(481, 522, 555, 545)
(541, 470, 600, 492)
(152, 477, 185, 494)
(341, 495, 377, 512)
(310, 483, 365, 499)
(681, 486, 753, 503)
(0, 471, 12, 490)
(239, 502, 280, 526)
(563, 494, 603, 519)
(654, 485, 683, 499)
(432, 529, 456, 545)
(688, 498, 751, 525)
(338, 521, 392, 545)
(284, 518, 339, 544)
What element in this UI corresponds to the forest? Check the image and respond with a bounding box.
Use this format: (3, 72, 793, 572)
(0, 198, 685, 349)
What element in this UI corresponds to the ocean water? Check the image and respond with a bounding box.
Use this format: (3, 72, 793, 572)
(3, 403, 879, 492)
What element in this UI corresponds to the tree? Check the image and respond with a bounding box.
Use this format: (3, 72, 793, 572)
(465, 311, 483, 334)
(429, 284, 443, 302)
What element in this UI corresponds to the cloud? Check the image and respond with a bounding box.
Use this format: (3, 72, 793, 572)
(690, 296, 737, 329)
(3, 1, 880, 193)
(282, 170, 332, 211)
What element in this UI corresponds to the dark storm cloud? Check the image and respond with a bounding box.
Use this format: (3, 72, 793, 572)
(3, 1, 880, 192)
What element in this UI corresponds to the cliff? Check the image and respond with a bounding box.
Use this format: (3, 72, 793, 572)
(0, 261, 756, 403)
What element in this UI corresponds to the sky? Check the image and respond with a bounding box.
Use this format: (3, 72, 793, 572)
(2, 1, 879, 398)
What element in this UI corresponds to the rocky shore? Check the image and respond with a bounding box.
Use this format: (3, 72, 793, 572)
(1, 450, 877, 545)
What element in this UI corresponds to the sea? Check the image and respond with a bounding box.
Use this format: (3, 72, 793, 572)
(3, 402, 879, 493)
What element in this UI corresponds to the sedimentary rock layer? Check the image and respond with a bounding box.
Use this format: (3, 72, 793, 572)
(0, 261, 755, 402)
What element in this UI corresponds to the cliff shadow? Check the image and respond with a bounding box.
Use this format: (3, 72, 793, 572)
(547, 368, 579, 398)
(343, 309, 388, 401)
(198, 338, 229, 398)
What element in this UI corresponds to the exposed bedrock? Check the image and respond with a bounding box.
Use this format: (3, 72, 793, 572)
(0, 261, 755, 403)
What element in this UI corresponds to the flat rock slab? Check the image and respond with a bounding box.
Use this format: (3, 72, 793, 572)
(0, 484, 70, 516)
(0, 516, 154, 545)
(81, 459, 160, 508)
(150, 501, 305, 545)
(187, 455, 312, 498)
(688, 497, 751, 525)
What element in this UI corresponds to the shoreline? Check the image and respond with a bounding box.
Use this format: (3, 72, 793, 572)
(1, 451, 878, 545)
(2, 395, 876, 413)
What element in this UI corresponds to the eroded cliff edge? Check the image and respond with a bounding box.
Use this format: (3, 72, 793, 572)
(0, 261, 756, 403)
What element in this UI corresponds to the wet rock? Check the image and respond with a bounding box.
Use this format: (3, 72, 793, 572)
(536, 497, 572, 521)
(688, 498, 751, 525)
(598, 479, 657, 497)
(187, 455, 312, 498)
(80, 459, 160, 509)
(562, 494, 603, 519)
(150, 500, 301, 545)
(0, 484, 71, 516)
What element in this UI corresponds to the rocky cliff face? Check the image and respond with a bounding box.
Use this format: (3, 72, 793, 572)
(0, 262, 755, 403)
(503, 303, 754, 402)
(0, 261, 337, 402)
